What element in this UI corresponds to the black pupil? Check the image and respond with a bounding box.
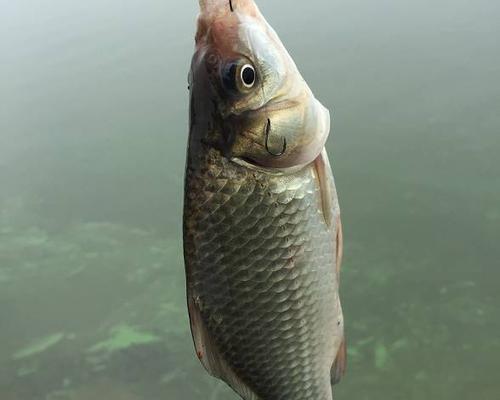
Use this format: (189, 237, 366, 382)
(242, 66, 255, 86)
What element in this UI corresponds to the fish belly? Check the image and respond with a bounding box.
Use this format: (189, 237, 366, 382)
(184, 148, 343, 400)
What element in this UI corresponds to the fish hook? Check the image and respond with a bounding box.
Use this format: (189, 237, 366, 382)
(229, 0, 234, 12)
(265, 118, 287, 157)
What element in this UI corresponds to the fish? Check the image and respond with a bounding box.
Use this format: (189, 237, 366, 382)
(183, 1, 346, 399)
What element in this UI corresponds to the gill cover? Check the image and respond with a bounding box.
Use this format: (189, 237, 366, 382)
(194, 0, 330, 169)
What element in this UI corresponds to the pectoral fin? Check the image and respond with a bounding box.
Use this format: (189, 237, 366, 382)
(336, 216, 343, 278)
(315, 149, 346, 385)
(314, 149, 334, 228)
(314, 149, 343, 272)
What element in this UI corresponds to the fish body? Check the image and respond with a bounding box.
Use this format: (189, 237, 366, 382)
(183, 1, 345, 399)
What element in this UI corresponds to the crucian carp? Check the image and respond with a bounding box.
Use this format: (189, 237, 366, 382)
(183, 1, 346, 399)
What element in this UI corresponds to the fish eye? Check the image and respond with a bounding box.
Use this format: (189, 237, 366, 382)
(221, 61, 257, 93)
(240, 64, 256, 88)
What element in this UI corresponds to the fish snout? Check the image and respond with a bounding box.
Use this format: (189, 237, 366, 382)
(199, 0, 259, 17)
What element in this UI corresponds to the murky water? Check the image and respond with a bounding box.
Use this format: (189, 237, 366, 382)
(1, 0, 499, 399)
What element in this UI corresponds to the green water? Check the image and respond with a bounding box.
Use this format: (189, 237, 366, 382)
(1, 0, 499, 399)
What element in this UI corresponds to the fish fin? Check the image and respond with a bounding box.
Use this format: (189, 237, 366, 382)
(336, 215, 343, 279)
(187, 295, 219, 375)
(314, 149, 342, 278)
(314, 148, 340, 229)
(314, 149, 334, 228)
(187, 295, 261, 400)
(315, 149, 346, 384)
(331, 338, 347, 385)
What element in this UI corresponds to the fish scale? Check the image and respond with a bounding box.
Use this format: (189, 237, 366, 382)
(184, 148, 342, 399)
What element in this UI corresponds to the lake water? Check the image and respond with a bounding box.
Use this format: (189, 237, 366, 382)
(1, 0, 499, 399)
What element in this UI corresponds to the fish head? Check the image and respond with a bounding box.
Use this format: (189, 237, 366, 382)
(191, 0, 330, 168)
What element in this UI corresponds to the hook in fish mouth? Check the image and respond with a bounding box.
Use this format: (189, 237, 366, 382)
(229, 0, 234, 12)
(265, 118, 287, 157)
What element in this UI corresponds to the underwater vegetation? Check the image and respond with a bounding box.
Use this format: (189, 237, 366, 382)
(0, 197, 498, 400)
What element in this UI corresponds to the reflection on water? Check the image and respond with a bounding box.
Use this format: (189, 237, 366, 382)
(1, 0, 499, 399)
